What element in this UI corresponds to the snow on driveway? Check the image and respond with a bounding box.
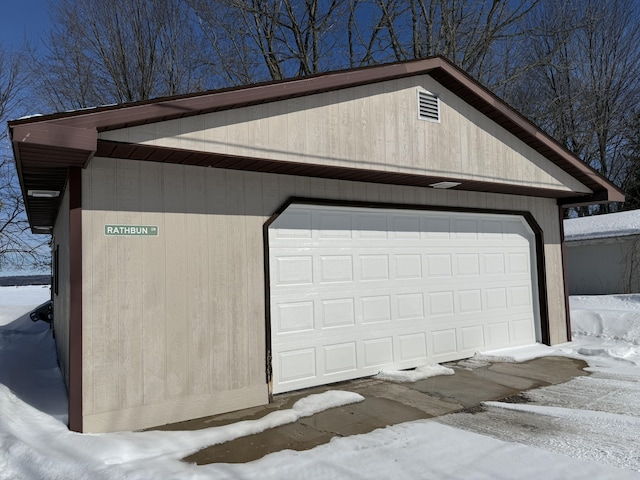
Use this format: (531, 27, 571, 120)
(438, 374, 640, 472)
(438, 295, 640, 474)
(1, 287, 640, 479)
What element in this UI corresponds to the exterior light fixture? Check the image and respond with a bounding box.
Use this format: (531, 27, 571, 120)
(33, 226, 53, 231)
(429, 181, 461, 189)
(28, 190, 60, 198)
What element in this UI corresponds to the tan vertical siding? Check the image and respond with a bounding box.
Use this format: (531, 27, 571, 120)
(140, 162, 166, 405)
(164, 163, 189, 399)
(81, 157, 567, 432)
(207, 168, 232, 391)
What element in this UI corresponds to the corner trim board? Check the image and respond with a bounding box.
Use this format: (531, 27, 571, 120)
(68, 167, 83, 432)
(559, 206, 572, 342)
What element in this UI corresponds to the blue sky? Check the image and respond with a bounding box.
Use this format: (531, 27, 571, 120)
(0, 0, 50, 49)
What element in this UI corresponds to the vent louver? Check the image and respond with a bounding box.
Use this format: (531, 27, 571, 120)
(418, 90, 440, 122)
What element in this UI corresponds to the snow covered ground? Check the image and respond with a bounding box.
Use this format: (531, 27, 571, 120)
(1, 287, 640, 479)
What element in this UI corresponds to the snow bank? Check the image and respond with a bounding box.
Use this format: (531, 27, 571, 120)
(3, 286, 640, 479)
(473, 343, 558, 363)
(561, 295, 640, 371)
(471, 296, 640, 371)
(570, 295, 640, 344)
(375, 364, 454, 382)
(564, 210, 640, 241)
(292, 391, 363, 417)
(0, 382, 364, 479)
(0, 285, 50, 327)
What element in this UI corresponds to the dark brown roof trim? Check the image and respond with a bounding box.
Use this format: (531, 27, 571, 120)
(68, 167, 83, 432)
(10, 56, 624, 231)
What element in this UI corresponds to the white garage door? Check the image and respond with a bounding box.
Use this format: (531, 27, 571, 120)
(268, 204, 539, 394)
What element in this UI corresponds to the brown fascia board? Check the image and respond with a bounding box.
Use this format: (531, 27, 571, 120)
(11, 122, 97, 152)
(10, 122, 97, 233)
(8, 58, 442, 131)
(9, 56, 623, 205)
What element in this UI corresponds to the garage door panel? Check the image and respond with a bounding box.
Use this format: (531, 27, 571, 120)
(426, 254, 453, 277)
(360, 254, 390, 280)
(276, 301, 315, 333)
(362, 337, 395, 367)
(269, 205, 539, 394)
(508, 252, 530, 274)
(480, 219, 504, 238)
(273, 210, 312, 238)
(486, 287, 508, 310)
(423, 217, 451, 238)
(431, 328, 458, 356)
(278, 348, 316, 384)
(511, 285, 533, 306)
(396, 293, 425, 320)
(319, 255, 354, 283)
(394, 254, 423, 279)
(323, 342, 358, 374)
(512, 318, 536, 342)
(274, 255, 313, 286)
(460, 325, 485, 351)
(354, 213, 388, 237)
(458, 289, 483, 313)
(316, 211, 353, 238)
(456, 253, 481, 276)
(397, 333, 428, 361)
(485, 321, 511, 346)
(361, 295, 392, 323)
(484, 253, 506, 274)
(320, 298, 355, 328)
(453, 218, 479, 239)
(390, 214, 421, 238)
(428, 291, 455, 316)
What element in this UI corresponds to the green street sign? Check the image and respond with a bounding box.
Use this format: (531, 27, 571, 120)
(104, 225, 159, 236)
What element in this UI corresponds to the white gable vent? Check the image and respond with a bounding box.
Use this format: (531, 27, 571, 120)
(418, 89, 440, 122)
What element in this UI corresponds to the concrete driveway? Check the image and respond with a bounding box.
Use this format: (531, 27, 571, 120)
(150, 356, 588, 465)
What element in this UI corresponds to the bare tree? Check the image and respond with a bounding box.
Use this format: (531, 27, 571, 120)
(190, 0, 348, 83)
(29, 0, 206, 111)
(0, 158, 50, 272)
(510, 0, 640, 213)
(0, 47, 50, 272)
(0, 49, 21, 142)
(347, 0, 540, 90)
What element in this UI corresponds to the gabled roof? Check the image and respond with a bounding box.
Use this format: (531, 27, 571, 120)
(9, 56, 624, 233)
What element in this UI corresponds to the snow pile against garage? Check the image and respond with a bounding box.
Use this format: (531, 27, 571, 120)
(0, 285, 67, 424)
(477, 295, 640, 370)
(564, 209, 640, 242)
(566, 295, 640, 371)
(375, 364, 455, 382)
(570, 295, 640, 345)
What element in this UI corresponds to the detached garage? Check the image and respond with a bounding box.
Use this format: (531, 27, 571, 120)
(10, 56, 623, 433)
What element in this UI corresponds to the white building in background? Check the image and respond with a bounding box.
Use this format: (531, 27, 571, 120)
(564, 210, 640, 295)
